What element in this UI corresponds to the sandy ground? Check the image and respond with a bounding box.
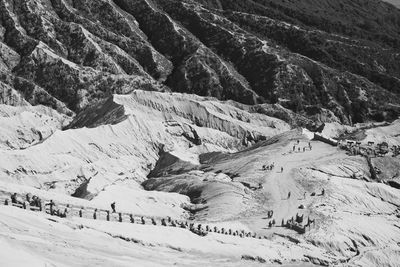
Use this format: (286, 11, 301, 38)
(0, 206, 322, 266)
(248, 138, 347, 234)
(0, 94, 399, 266)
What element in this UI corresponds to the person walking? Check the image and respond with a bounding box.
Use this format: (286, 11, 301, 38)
(26, 193, 31, 203)
(111, 202, 116, 213)
(288, 192, 291, 199)
(47, 200, 55, 215)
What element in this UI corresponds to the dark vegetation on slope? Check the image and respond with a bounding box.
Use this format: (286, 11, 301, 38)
(0, 0, 399, 124)
(195, 0, 400, 49)
(195, 0, 400, 94)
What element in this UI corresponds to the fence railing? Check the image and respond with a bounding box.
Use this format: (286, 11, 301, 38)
(0, 192, 279, 239)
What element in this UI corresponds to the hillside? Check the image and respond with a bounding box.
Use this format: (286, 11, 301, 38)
(1, 0, 400, 266)
(0, 90, 399, 266)
(1, 0, 400, 124)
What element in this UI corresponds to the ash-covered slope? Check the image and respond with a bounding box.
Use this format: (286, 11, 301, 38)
(0, 90, 289, 204)
(1, 105, 399, 266)
(1, 0, 400, 124)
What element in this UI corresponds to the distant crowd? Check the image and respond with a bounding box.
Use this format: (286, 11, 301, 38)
(11, 192, 41, 208)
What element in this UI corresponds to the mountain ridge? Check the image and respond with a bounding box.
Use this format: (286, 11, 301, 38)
(1, 0, 399, 125)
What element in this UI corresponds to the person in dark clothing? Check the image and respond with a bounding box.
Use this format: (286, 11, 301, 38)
(321, 188, 325, 196)
(35, 197, 41, 208)
(111, 202, 116, 213)
(11, 193, 17, 204)
(288, 192, 291, 199)
(46, 200, 55, 214)
(281, 167, 283, 173)
(30, 196, 36, 206)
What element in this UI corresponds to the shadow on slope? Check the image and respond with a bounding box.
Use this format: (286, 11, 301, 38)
(64, 96, 128, 129)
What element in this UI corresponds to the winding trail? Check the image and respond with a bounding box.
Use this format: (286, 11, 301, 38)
(242, 134, 350, 235)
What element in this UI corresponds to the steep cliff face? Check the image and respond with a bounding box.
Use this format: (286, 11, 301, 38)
(1, 0, 399, 124)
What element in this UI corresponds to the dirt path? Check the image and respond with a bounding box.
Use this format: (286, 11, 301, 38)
(244, 136, 345, 234)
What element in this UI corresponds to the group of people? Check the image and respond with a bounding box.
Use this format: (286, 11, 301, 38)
(26, 194, 42, 208)
(268, 219, 276, 228)
(342, 140, 398, 158)
(262, 162, 284, 173)
(292, 141, 312, 153)
(46, 200, 73, 218)
(290, 188, 325, 201)
(262, 162, 275, 171)
(9, 193, 71, 218)
(10, 193, 42, 208)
